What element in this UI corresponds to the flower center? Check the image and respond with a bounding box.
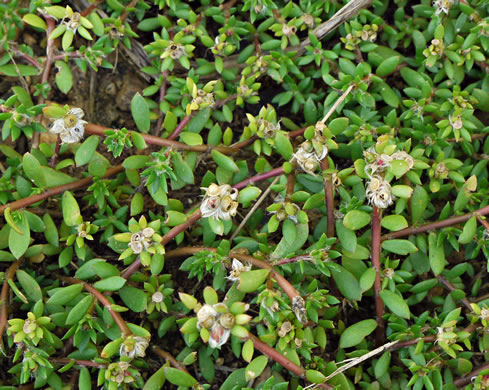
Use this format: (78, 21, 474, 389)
(64, 114, 78, 128)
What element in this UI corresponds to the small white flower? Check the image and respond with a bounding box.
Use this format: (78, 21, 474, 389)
(120, 336, 149, 359)
(227, 259, 251, 282)
(366, 176, 395, 209)
(364, 146, 392, 176)
(200, 184, 239, 222)
(50, 108, 87, 144)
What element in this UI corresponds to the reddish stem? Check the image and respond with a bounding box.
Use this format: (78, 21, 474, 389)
(248, 333, 333, 389)
(476, 214, 489, 231)
(437, 275, 473, 312)
(0, 261, 21, 348)
(234, 167, 285, 190)
(454, 360, 489, 387)
(169, 114, 194, 141)
(61, 276, 131, 336)
(153, 346, 191, 374)
(50, 134, 62, 168)
(320, 158, 335, 238)
(50, 358, 107, 368)
(0, 165, 123, 216)
(381, 204, 489, 241)
(371, 206, 385, 346)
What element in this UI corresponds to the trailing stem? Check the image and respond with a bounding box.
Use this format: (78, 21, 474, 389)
(371, 206, 385, 346)
(381, 203, 489, 241)
(248, 333, 333, 390)
(153, 346, 191, 374)
(0, 165, 124, 215)
(61, 276, 132, 336)
(0, 260, 21, 348)
(437, 275, 473, 312)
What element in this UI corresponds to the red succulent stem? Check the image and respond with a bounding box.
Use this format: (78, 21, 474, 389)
(320, 158, 335, 238)
(0, 261, 21, 348)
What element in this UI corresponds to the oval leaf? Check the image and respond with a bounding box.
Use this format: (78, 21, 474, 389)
(380, 289, 410, 319)
(339, 319, 377, 348)
(343, 210, 371, 231)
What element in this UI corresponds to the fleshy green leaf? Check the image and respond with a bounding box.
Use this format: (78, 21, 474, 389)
(339, 319, 377, 348)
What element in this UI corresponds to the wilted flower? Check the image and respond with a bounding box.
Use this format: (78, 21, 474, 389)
(227, 258, 251, 282)
(105, 361, 135, 385)
(120, 336, 149, 359)
(50, 108, 87, 144)
(432, 0, 452, 15)
(200, 184, 239, 221)
(366, 176, 395, 209)
(129, 228, 155, 254)
(364, 146, 392, 176)
(292, 138, 328, 176)
(292, 295, 307, 324)
(209, 322, 231, 349)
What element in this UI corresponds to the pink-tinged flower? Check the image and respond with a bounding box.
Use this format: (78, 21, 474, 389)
(208, 322, 231, 349)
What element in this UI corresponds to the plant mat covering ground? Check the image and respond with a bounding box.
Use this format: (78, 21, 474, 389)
(1, 0, 489, 389)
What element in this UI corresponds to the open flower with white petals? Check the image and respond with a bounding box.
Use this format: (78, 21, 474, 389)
(200, 183, 239, 221)
(50, 108, 87, 144)
(120, 335, 150, 359)
(366, 176, 395, 209)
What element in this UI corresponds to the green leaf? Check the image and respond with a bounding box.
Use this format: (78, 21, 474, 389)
(238, 269, 270, 293)
(9, 212, 30, 259)
(12, 86, 34, 108)
(62, 191, 82, 226)
(131, 93, 150, 133)
(163, 367, 197, 387)
(381, 215, 408, 231)
(238, 186, 261, 206)
(93, 276, 127, 291)
(211, 150, 239, 173)
(304, 98, 317, 124)
(411, 185, 428, 225)
(274, 133, 293, 160)
(282, 219, 297, 245)
(306, 369, 327, 384)
(374, 351, 391, 379)
(328, 117, 349, 135)
(271, 223, 308, 259)
(43, 213, 59, 247)
(220, 368, 247, 390)
(245, 356, 268, 381)
(119, 285, 147, 312)
(458, 215, 477, 244)
(0, 64, 39, 77)
(164, 111, 178, 133)
(62, 29, 74, 51)
(336, 220, 357, 253)
(23, 152, 46, 188)
(339, 319, 377, 348)
(75, 135, 99, 167)
(380, 290, 410, 319)
(179, 131, 203, 145)
(172, 152, 194, 184)
(359, 268, 376, 292)
(429, 232, 445, 275)
(16, 270, 42, 302)
(391, 184, 413, 198)
(143, 366, 166, 390)
(47, 284, 83, 305)
(66, 295, 94, 325)
(382, 239, 417, 255)
(41, 167, 77, 187)
(123, 155, 152, 169)
(55, 61, 73, 94)
(331, 265, 362, 301)
(376, 56, 400, 77)
(188, 107, 211, 133)
(390, 160, 410, 179)
(343, 210, 371, 230)
(23, 14, 47, 30)
(79, 367, 91, 390)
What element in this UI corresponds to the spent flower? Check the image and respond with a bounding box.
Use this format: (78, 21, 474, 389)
(366, 176, 395, 209)
(200, 183, 239, 221)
